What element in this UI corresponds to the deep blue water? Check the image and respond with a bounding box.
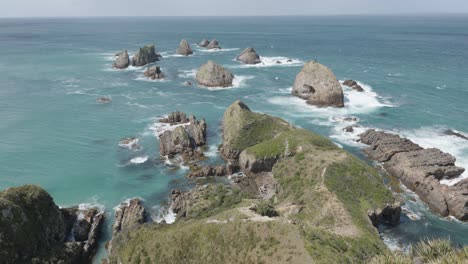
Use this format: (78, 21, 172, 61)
(0, 16, 467, 260)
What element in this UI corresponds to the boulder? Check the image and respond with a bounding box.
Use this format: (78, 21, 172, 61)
(236, 47, 261, 64)
(292, 61, 344, 107)
(131, 44, 161, 67)
(196, 60, 234, 87)
(206, 39, 221, 49)
(198, 39, 210, 47)
(144, 66, 165, 80)
(113, 50, 130, 69)
(368, 202, 402, 227)
(176, 39, 193, 56)
(343, 79, 364, 92)
(359, 129, 467, 221)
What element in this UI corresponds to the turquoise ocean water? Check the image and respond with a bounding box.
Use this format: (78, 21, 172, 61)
(0, 16, 467, 260)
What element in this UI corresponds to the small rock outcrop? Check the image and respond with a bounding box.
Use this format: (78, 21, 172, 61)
(97, 97, 112, 103)
(113, 50, 130, 69)
(292, 61, 344, 107)
(158, 112, 207, 160)
(368, 202, 402, 227)
(131, 44, 161, 67)
(187, 165, 227, 178)
(359, 129, 467, 221)
(237, 47, 261, 64)
(444, 129, 468, 140)
(198, 39, 210, 47)
(176, 39, 193, 56)
(206, 39, 221, 49)
(0, 185, 104, 263)
(196, 60, 234, 87)
(343, 80, 364, 92)
(144, 66, 165, 80)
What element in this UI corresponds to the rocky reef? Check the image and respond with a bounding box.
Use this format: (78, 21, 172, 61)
(0, 185, 104, 263)
(359, 129, 467, 221)
(158, 111, 207, 160)
(104, 101, 401, 263)
(143, 66, 165, 80)
(292, 61, 344, 107)
(131, 44, 161, 67)
(195, 60, 234, 87)
(236, 47, 261, 64)
(113, 50, 130, 69)
(343, 79, 364, 92)
(176, 39, 193, 56)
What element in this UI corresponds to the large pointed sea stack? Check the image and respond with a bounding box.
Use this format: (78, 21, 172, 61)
(131, 44, 161, 67)
(176, 39, 193, 56)
(292, 61, 344, 107)
(195, 60, 234, 87)
(237, 47, 261, 64)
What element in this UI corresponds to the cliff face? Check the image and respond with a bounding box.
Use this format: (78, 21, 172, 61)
(107, 101, 397, 264)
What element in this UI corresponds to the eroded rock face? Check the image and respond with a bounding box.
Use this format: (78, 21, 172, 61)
(343, 79, 364, 92)
(237, 47, 261, 64)
(368, 202, 402, 227)
(196, 60, 234, 87)
(198, 39, 210, 47)
(0, 185, 104, 263)
(144, 66, 165, 80)
(206, 39, 221, 49)
(113, 50, 130, 69)
(187, 165, 227, 178)
(292, 61, 344, 107)
(359, 129, 467, 221)
(158, 112, 207, 160)
(131, 44, 161, 67)
(177, 39, 193, 56)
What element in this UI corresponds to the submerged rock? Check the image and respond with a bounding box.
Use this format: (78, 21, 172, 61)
(343, 79, 364, 92)
(359, 129, 467, 221)
(236, 47, 261, 64)
(206, 39, 221, 49)
(292, 61, 344, 107)
(198, 38, 210, 47)
(444, 129, 468, 140)
(176, 39, 193, 56)
(113, 50, 130, 69)
(97, 97, 112, 103)
(144, 66, 165, 80)
(131, 44, 161, 67)
(196, 60, 234, 87)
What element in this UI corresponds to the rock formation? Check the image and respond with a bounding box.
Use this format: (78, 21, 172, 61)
(176, 39, 193, 56)
(113, 50, 130, 69)
(368, 202, 402, 227)
(195, 60, 234, 87)
(144, 66, 165, 80)
(343, 79, 364, 92)
(359, 129, 467, 221)
(206, 39, 221, 49)
(292, 61, 344, 107)
(236, 47, 261, 64)
(0, 185, 104, 263)
(198, 39, 210, 47)
(158, 112, 207, 160)
(187, 165, 227, 178)
(131, 44, 161, 67)
(97, 97, 112, 103)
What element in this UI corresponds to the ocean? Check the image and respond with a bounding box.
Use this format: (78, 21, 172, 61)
(0, 16, 467, 260)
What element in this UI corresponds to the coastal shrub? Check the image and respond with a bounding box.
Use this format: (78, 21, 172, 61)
(412, 238, 456, 263)
(253, 201, 279, 217)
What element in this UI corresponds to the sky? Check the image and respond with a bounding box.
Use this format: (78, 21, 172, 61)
(1, 0, 468, 17)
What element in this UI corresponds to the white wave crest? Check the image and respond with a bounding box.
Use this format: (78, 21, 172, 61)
(149, 118, 191, 137)
(199, 75, 254, 91)
(195, 48, 240, 53)
(130, 156, 149, 164)
(151, 205, 176, 224)
(236, 56, 303, 68)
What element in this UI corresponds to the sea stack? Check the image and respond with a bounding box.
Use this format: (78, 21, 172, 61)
(176, 39, 193, 56)
(237, 47, 261, 64)
(206, 39, 221, 49)
(113, 50, 130, 69)
(195, 60, 234, 87)
(292, 61, 344, 107)
(198, 39, 210, 47)
(131, 44, 161, 67)
(144, 66, 165, 80)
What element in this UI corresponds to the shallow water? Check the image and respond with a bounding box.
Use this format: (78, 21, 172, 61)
(0, 16, 467, 260)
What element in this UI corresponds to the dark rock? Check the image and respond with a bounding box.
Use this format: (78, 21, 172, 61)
(343, 79, 364, 92)
(131, 44, 161, 67)
(183, 81, 193, 86)
(287, 59, 293, 62)
(276, 60, 282, 64)
(113, 50, 130, 69)
(196, 60, 234, 87)
(97, 97, 112, 103)
(206, 39, 221, 49)
(292, 61, 345, 107)
(343, 126, 354, 133)
(444, 129, 468, 140)
(198, 39, 210, 47)
(359, 129, 467, 221)
(236, 47, 261, 64)
(176, 39, 193, 56)
(144, 66, 165, 80)
(368, 203, 401, 227)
